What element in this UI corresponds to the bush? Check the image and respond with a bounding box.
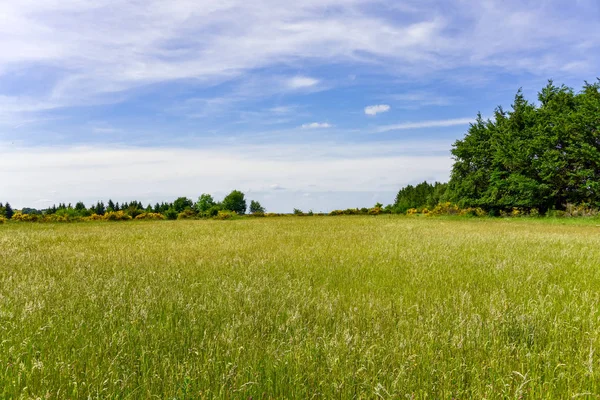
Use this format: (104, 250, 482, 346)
(12, 212, 39, 222)
(177, 209, 197, 220)
(214, 211, 237, 220)
(83, 214, 105, 221)
(406, 208, 418, 215)
(564, 203, 599, 217)
(368, 207, 381, 215)
(430, 202, 461, 216)
(135, 213, 166, 220)
(459, 207, 487, 217)
(164, 208, 178, 220)
(104, 211, 132, 221)
(41, 214, 71, 223)
(0, 216, 6, 224)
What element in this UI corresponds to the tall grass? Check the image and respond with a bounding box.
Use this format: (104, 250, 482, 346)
(1, 216, 600, 398)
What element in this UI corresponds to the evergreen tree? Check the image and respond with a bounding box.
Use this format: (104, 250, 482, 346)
(448, 80, 600, 212)
(95, 201, 106, 216)
(249, 200, 265, 214)
(4, 203, 14, 219)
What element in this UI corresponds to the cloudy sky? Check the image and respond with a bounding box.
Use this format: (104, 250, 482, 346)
(1, 0, 598, 212)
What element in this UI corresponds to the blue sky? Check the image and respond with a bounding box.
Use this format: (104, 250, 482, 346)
(1, 0, 599, 212)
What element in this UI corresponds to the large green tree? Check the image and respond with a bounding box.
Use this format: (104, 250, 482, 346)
(222, 190, 247, 214)
(448, 80, 600, 212)
(195, 194, 216, 213)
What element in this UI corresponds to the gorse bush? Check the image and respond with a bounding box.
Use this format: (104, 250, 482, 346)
(214, 211, 237, 220)
(177, 209, 196, 220)
(135, 213, 166, 220)
(104, 211, 132, 221)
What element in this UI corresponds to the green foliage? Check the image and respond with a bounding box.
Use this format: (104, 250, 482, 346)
(4, 202, 14, 219)
(135, 213, 166, 220)
(393, 181, 448, 213)
(173, 197, 193, 213)
(194, 194, 216, 213)
(449, 80, 600, 212)
(177, 209, 197, 220)
(164, 208, 178, 220)
(222, 190, 247, 215)
(249, 200, 265, 214)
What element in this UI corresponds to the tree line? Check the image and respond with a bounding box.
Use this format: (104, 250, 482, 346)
(0, 190, 264, 221)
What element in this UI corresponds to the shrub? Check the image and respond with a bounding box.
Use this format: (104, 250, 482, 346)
(104, 211, 132, 221)
(430, 202, 461, 216)
(564, 203, 599, 217)
(42, 214, 71, 223)
(0, 216, 5, 224)
(459, 207, 487, 217)
(83, 214, 105, 221)
(135, 213, 166, 220)
(164, 208, 178, 220)
(529, 208, 540, 217)
(177, 209, 197, 220)
(264, 213, 281, 217)
(214, 211, 237, 220)
(12, 212, 39, 222)
(406, 208, 418, 215)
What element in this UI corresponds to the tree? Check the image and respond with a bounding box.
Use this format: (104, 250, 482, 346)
(75, 201, 86, 211)
(95, 201, 106, 216)
(195, 194, 216, 213)
(448, 80, 600, 212)
(107, 199, 115, 212)
(4, 203, 14, 219)
(222, 190, 247, 214)
(173, 197, 193, 213)
(249, 200, 265, 214)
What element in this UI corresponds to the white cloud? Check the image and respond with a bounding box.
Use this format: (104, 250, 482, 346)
(364, 104, 391, 116)
(0, 142, 452, 211)
(287, 76, 320, 89)
(375, 117, 474, 133)
(301, 122, 332, 129)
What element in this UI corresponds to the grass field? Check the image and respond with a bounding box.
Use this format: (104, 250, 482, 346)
(1, 216, 600, 398)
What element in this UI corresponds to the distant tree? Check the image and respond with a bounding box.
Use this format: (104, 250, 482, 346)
(249, 200, 265, 214)
(4, 203, 14, 219)
(222, 190, 247, 214)
(107, 199, 115, 212)
(195, 194, 216, 213)
(173, 197, 193, 213)
(75, 201, 86, 211)
(114, 202, 120, 211)
(95, 201, 106, 216)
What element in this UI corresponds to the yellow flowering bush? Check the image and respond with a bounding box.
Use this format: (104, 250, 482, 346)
(430, 202, 461, 216)
(406, 208, 419, 215)
(12, 212, 40, 222)
(135, 213, 166, 220)
(104, 211, 132, 221)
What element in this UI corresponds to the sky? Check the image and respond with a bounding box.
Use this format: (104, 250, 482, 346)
(1, 0, 599, 212)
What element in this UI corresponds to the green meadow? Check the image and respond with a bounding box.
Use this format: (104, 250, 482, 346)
(1, 216, 600, 398)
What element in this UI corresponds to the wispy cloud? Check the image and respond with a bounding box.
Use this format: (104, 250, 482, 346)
(287, 76, 320, 89)
(301, 122, 332, 129)
(365, 104, 391, 116)
(375, 117, 474, 133)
